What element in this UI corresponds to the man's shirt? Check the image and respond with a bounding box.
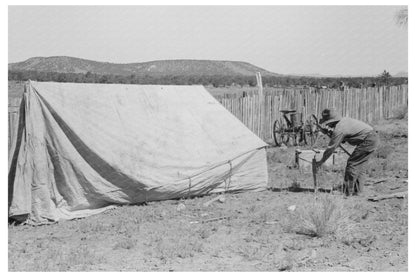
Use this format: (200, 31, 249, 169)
(327, 117, 374, 153)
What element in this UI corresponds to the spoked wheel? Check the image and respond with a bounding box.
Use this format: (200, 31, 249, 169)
(303, 116, 319, 146)
(273, 119, 286, 147)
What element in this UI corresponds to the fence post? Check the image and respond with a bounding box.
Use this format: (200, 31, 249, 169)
(256, 72, 266, 140)
(378, 86, 384, 119)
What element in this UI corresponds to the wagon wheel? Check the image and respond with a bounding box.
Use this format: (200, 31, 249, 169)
(273, 119, 286, 147)
(303, 117, 319, 146)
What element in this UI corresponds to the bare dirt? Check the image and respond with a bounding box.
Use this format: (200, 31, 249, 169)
(8, 119, 408, 271)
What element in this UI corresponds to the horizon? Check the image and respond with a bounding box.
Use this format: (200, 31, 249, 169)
(9, 6, 408, 76)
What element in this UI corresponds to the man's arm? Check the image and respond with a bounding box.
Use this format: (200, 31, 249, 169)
(316, 130, 344, 167)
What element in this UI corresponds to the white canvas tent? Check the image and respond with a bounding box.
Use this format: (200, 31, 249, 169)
(8, 81, 268, 223)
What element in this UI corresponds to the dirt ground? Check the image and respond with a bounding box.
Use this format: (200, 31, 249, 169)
(8, 118, 408, 271)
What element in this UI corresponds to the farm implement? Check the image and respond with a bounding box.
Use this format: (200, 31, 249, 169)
(272, 109, 319, 147)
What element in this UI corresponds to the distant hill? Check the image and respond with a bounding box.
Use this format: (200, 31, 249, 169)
(8, 56, 281, 77)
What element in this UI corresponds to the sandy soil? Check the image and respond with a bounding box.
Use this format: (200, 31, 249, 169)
(8, 119, 408, 271)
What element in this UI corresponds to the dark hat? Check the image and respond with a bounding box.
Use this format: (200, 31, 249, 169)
(319, 109, 341, 126)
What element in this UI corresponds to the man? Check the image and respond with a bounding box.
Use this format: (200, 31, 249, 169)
(316, 109, 379, 196)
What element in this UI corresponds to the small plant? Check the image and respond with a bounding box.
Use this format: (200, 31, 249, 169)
(299, 196, 336, 237)
(284, 195, 350, 238)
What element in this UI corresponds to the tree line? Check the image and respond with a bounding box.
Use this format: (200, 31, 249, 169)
(8, 70, 407, 89)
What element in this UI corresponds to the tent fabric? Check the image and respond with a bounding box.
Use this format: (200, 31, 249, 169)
(8, 81, 268, 223)
(8, 98, 22, 168)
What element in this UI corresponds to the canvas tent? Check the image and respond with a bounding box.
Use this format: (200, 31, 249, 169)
(8, 81, 268, 223)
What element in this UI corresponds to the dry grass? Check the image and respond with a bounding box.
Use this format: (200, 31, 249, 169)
(149, 227, 204, 262)
(283, 194, 352, 238)
(9, 241, 106, 271)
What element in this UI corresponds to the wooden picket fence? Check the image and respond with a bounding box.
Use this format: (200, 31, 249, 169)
(216, 85, 408, 141)
(8, 85, 408, 150)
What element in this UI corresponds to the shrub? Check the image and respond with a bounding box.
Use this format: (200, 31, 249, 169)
(284, 195, 351, 238)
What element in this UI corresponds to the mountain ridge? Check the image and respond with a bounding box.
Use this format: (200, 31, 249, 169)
(9, 56, 281, 77)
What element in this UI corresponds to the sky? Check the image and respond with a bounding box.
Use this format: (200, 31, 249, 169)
(8, 5, 408, 76)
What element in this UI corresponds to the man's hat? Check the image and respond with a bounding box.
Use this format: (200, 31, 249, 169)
(319, 109, 341, 126)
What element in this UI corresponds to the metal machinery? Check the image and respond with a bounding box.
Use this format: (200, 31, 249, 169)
(272, 109, 319, 147)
